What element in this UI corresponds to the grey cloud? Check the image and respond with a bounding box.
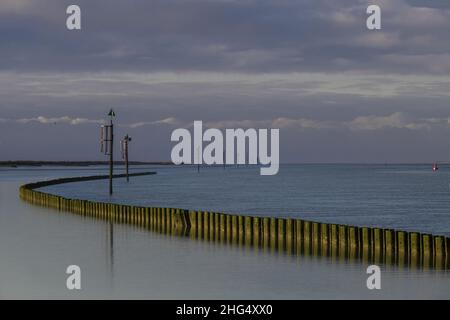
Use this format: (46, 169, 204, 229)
(0, 116, 104, 125)
(1, 0, 449, 74)
(123, 117, 180, 128)
(347, 112, 423, 131)
(0, 115, 183, 128)
(5, 112, 450, 132)
(202, 113, 450, 131)
(406, 0, 450, 9)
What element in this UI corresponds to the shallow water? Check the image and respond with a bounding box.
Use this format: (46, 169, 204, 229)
(1, 166, 449, 299)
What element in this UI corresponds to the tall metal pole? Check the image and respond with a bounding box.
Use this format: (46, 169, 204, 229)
(100, 109, 115, 195)
(125, 139, 129, 182)
(121, 134, 131, 182)
(197, 146, 200, 173)
(109, 116, 114, 195)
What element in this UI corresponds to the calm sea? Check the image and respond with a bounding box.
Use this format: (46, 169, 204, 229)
(41, 164, 450, 237)
(0, 164, 449, 299)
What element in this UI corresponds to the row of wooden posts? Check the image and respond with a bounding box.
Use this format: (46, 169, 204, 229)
(19, 173, 450, 270)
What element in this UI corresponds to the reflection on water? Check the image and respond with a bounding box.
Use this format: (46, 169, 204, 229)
(1, 167, 449, 299)
(108, 222, 114, 284)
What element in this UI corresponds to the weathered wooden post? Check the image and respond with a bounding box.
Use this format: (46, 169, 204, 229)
(245, 216, 253, 246)
(409, 232, 421, 268)
(384, 229, 396, 265)
(434, 236, 446, 269)
(396, 231, 408, 267)
(263, 218, 270, 250)
(361, 227, 372, 262)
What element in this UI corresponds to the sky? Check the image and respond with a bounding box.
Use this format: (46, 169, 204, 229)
(1, 0, 450, 163)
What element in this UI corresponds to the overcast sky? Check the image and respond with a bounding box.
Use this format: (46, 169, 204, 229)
(1, 0, 450, 162)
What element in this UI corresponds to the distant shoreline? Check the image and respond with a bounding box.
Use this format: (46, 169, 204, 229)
(0, 161, 446, 168)
(0, 161, 173, 168)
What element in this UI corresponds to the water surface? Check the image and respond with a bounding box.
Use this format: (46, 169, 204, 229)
(42, 164, 450, 236)
(1, 165, 449, 299)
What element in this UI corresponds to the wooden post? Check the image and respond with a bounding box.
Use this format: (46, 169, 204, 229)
(270, 217, 278, 252)
(253, 217, 260, 248)
(286, 219, 295, 255)
(409, 232, 421, 268)
(245, 216, 253, 246)
(225, 215, 231, 244)
(303, 221, 312, 256)
(372, 228, 384, 264)
(278, 218, 286, 252)
(422, 234, 433, 269)
(338, 225, 348, 259)
(321, 223, 330, 257)
(434, 236, 446, 269)
(384, 229, 395, 265)
(231, 216, 238, 244)
(396, 231, 408, 267)
(296, 220, 303, 256)
(312, 222, 320, 256)
(238, 216, 244, 245)
(348, 226, 359, 259)
(361, 227, 372, 262)
(219, 214, 226, 242)
(330, 224, 339, 259)
(263, 218, 270, 250)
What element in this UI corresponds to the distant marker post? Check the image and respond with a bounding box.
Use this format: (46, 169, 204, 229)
(121, 134, 132, 182)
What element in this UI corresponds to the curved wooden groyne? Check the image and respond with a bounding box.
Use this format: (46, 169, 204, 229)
(19, 173, 449, 270)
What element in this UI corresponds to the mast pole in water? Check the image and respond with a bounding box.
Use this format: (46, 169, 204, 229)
(108, 109, 115, 195)
(100, 109, 116, 195)
(197, 146, 200, 173)
(121, 134, 132, 182)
